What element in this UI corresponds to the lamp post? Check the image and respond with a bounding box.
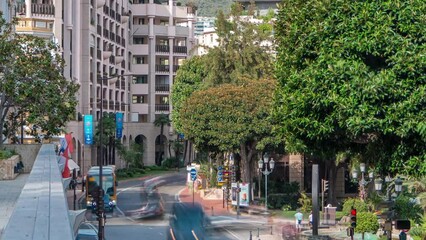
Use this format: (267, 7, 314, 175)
(258, 153, 275, 212)
(374, 176, 403, 240)
(351, 163, 374, 200)
(97, 74, 131, 240)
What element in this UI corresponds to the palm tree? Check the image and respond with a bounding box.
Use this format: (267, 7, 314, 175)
(153, 114, 171, 165)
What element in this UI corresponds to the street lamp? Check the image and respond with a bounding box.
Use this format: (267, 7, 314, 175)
(97, 74, 131, 240)
(374, 176, 403, 240)
(258, 153, 275, 212)
(351, 163, 374, 200)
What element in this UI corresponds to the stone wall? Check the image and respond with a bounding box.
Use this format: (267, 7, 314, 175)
(3, 144, 42, 173)
(0, 155, 20, 180)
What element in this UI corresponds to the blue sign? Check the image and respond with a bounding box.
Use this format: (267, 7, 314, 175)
(84, 115, 93, 145)
(218, 166, 223, 171)
(217, 177, 223, 182)
(190, 168, 197, 181)
(116, 112, 123, 139)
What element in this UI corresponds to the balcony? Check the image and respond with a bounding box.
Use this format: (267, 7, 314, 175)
(103, 5, 109, 15)
(155, 104, 170, 112)
(115, 56, 124, 64)
(103, 51, 112, 60)
(155, 45, 169, 53)
(31, 4, 55, 16)
(173, 46, 187, 54)
(173, 65, 180, 73)
(110, 32, 115, 41)
(155, 65, 169, 73)
(97, 49, 101, 60)
(116, 13, 121, 22)
(155, 84, 170, 92)
(97, 0, 105, 8)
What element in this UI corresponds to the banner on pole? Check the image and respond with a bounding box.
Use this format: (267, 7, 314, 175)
(84, 115, 93, 145)
(116, 112, 123, 139)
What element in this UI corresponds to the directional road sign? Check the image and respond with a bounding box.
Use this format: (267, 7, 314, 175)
(190, 168, 197, 181)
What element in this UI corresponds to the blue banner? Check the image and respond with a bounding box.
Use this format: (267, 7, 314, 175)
(84, 115, 93, 145)
(116, 112, 123, 139)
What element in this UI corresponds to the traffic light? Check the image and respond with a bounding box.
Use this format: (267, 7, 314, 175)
(322, 179, 329, 192)
(350, 208, 357, 229)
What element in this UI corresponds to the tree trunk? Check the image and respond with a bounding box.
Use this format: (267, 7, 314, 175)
(240, 141, 257, 202)
(183, 140, 188, 165)
(326, 159, 338, 206)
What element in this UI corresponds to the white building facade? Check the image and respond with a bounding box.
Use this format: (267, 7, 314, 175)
(11, 0, 195, 173)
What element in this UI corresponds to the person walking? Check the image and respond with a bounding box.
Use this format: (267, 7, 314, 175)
(294, 209, 304, 232)
(309, 211, 313, 228)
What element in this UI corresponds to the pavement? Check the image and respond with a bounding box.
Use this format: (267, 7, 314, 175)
(0, 174, 28, 239)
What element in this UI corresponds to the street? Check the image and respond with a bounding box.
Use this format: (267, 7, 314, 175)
(86, 172, 281, 240)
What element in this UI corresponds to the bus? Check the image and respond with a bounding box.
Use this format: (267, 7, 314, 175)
(85, 165, 117, 212)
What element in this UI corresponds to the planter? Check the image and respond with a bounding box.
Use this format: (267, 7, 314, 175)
(0, 155, 21, 180)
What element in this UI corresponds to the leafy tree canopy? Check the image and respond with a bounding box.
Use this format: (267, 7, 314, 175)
(274, 0, 426, 177)
(180, 78, 276, 154)
(0, 14, 79, 144)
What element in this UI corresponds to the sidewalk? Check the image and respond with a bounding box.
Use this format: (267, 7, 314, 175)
(178, 186, 231, 216)
(0, 174, 28, 239)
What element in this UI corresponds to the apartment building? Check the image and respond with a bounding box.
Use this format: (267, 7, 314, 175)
(11, 0, 195, 173)
(234, 0, 280, 15)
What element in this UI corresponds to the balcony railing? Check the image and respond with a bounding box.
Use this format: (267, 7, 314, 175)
(110, 32, 115, 41)
(155, 84, 170, 92)
(173, 46, 187, 54)
(155, 65, 170, 72)
(155, 104, 170, 112)
(156, 45, 169, 53)
(103, 29, 109, 38)
(97, 25, 102, 35)
(103, 5, 109, 15)
(173, 65, 180, 72)
(97, 49, 101, 60)
(31, 3, 55, 15)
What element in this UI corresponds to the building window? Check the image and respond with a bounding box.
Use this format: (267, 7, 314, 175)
(133, 75, 148, 84)
(133, 56, 146, 64)
(133, 37, 145, 44)
(139, 114, 148, 123)
(132, 95, 148, 104)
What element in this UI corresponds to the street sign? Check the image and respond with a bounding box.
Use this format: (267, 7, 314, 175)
(190, 168, 197, 181)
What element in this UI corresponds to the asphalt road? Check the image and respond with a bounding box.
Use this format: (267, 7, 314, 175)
(93, 171, 273, 240)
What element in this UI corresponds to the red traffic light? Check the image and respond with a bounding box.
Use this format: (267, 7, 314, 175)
(351, 209, 357, 216)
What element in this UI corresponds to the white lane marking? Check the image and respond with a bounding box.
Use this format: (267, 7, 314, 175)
(223, 228, 241, 240)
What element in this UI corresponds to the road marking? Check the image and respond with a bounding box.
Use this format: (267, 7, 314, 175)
(222, 228, 240, 239)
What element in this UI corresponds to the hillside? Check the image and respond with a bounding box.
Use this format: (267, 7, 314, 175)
(178, 0, 233, 17)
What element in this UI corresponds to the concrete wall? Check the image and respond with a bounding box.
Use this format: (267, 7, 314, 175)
(0, 155, 20, 180)
(2, 144, 74, 240)
(3, 144, 42, 173)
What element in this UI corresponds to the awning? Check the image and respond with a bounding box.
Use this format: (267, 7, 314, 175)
(68, 159, 80, 171)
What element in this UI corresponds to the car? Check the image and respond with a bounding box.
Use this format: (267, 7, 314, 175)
(75, 222, 99, 240)
(126, 200, 164, 219)
(167, 202, 210, 240)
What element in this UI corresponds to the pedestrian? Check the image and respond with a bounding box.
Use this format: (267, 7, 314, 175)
(294, 209, 304, 232)
(309, 211, 313, 228)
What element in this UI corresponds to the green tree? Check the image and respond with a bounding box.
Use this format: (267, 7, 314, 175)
(117, 141, 144, 169)
(355, 212, 380, 238)
(205, 4, 274, 86)
(154, 113, 171, 165)
(179, 79, 277, 189)
(0, 15, 79, 146)
(274, 0, 426, 203)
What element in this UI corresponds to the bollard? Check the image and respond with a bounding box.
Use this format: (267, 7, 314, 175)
(271, 226, 273, 235)
(211, 206, 214, 216)
(257, 228, 260, 237)
(249, 230, 252, 240)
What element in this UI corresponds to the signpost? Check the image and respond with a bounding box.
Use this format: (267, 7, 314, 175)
(190, 167, 197, 206)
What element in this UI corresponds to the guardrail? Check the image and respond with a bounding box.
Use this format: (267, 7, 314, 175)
(2, 144, 74, 240)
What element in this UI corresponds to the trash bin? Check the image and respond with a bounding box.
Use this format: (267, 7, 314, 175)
(324, 205, 337, 225)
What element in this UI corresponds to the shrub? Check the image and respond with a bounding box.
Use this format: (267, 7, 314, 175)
(268, 193, 299, 210)
(298, 191, 312, 213)
(394, 195, 424, 225)
(355, 212, 380, 234)
(342, 198, 369, 214)
(0, 149, 14, 159)
(161, 157, 183, 169)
